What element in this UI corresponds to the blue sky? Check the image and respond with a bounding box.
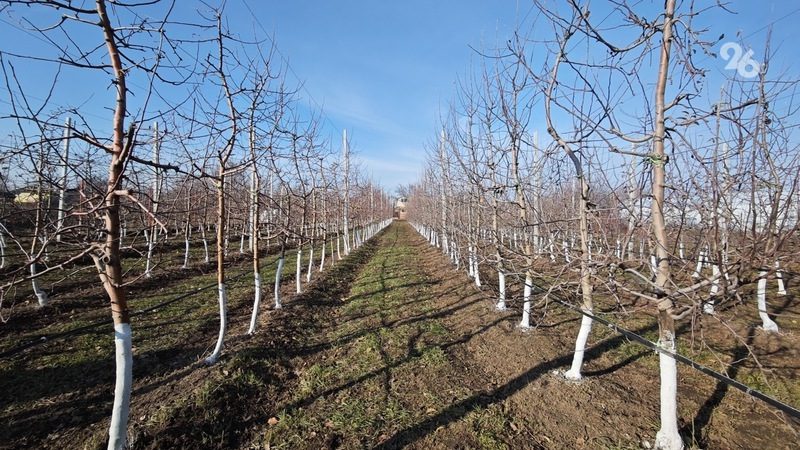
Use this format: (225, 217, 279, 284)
(227, 0, 800, 190)
(1, 1, 799, 192)
(229, 0, 528, 190)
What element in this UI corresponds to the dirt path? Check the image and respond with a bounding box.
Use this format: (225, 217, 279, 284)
(249, 221, 798, 449)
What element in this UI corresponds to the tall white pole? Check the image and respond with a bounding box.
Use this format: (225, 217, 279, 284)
(343, 129, 351, 255)
(56, 117, 71, 242)
(532, 130, 541, 254)
(439, 129, 449, 256)
(145, 122, 160, 277)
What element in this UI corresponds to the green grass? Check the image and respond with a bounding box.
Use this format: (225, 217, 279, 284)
(259, 223, 474, 449)
(466, 404, 511, 450)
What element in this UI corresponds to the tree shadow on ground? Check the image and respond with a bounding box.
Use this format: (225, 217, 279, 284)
(372, 321, 659, 449)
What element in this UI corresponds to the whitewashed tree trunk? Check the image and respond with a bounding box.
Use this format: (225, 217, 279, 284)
(519, 273, 532, 329)
(467, 245, 475, 278)
(651, 2, 682, 447)
(181, 223, 191, 269)
(306, 247, 314, 283)
(704, 264, 720, 314)
(319, 237, 326, 272)
(473, 253, 481, 287)
(144, 229, 154, 277)
(564, 313, 593, 380)
(30, 262, 49, 307)
(654, 333, 682, 450)
(247, 273, 262, 335)
(495, 270, 506, 311)
(274, 253, 285, 309)
(295, 249, 302, 293)
(107, 323, 132, 450)
(205, 283, 227, 364)
(757, 271, 779, 332)
(692, 249, 704, 279)
(201, 224, 210, 264)
(775, 261, 787, 296)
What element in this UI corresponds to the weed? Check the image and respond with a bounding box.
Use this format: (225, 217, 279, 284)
(467, 405, 510, 450)
(420, 346, 447, 366)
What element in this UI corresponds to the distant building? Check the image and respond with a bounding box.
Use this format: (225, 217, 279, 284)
(393, 197, 408, 220)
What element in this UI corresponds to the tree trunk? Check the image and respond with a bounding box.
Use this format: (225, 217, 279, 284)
(651, 1, 682, 448)
(205, 169, 227, 365)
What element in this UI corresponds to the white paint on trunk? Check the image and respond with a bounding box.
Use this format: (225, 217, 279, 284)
(205, 283, 227, 364)
(757, 272, 779, 332)
(144, 229, 154, 278)
(306, 248, 314, 283)
(692, 250, 704, 278)
(519, 274, 532, 329)
(467, 245, 475, 278)
(239, 233, 245, 254)
(31, 262, 49, 307)
(495, 270, 506, 311)
(182, 237, 190, 269)
(319, 241, 326, 272)
(654, 334, 683, 450)
(295, 249, 302, 294)
(247, 272, 262, 335)
(473, 260, 481, 287)
(564, 313, 593, 380)
(107, 323, 132, 450)
(274, 256, 285, 309)
(704, 264, 720, 315)
(678, 241, 685, 260)
(775, 261, 786, 296)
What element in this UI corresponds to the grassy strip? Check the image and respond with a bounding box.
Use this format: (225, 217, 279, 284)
(258, 223, 502, 449)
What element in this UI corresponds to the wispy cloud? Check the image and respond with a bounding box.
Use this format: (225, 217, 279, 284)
(357, 151, 425, 189)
